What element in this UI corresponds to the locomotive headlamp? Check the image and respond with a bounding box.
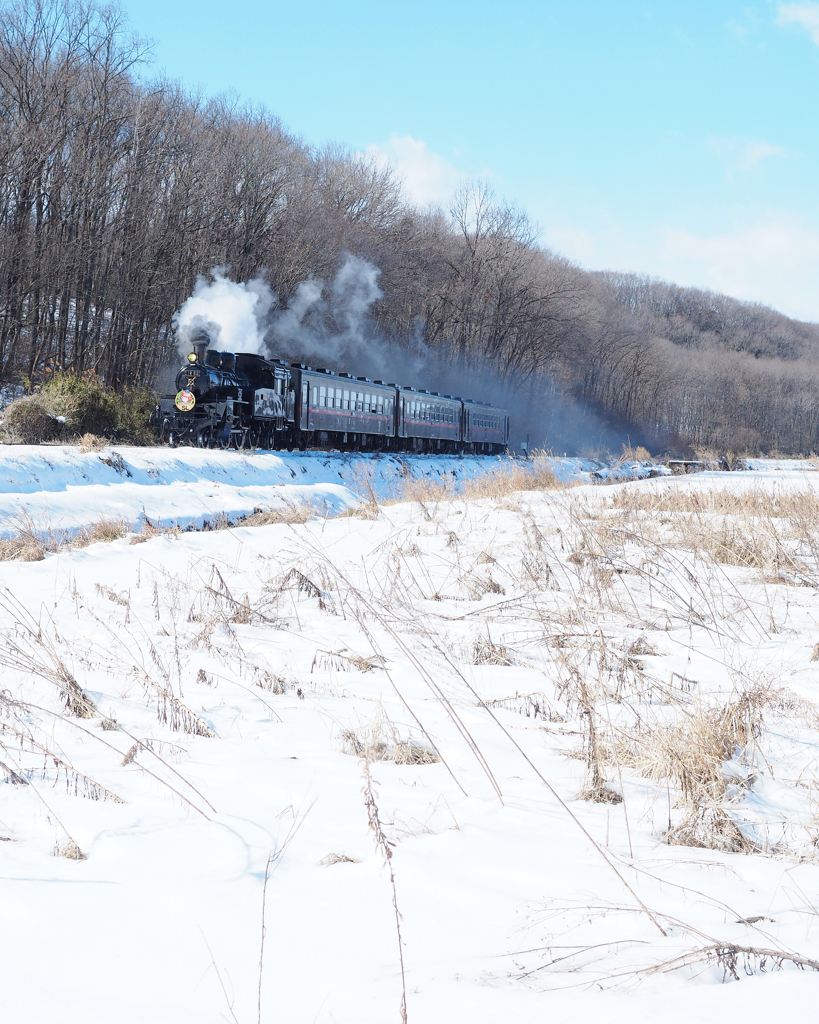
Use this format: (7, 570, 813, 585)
(187, 351, 197, 363)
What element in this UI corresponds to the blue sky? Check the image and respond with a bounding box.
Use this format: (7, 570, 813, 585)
(123, 0, 819, 321)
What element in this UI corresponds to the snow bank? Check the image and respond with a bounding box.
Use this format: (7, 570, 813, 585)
(0, 444, 667, 534)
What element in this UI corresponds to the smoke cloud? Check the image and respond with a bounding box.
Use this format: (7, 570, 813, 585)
(173, 255, 392, 370)
(269, 253, 386, 369)
(174, 268, 274, 359)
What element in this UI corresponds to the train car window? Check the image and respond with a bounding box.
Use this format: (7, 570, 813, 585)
(356, 392, 363, 412)
(377, 394, 384, 413)
(343, 389, 350, 410)
(367, 394, 373, 412)
(319, 385, 326, 407)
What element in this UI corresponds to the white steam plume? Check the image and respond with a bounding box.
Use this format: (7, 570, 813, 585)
(174, 268, 275, 358)
(269, 253, 383, 366)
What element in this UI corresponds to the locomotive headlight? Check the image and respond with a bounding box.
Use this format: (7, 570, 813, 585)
(187, 352, 197, 363)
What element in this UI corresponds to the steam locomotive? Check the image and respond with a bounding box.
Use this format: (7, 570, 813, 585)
(153, 332, 509, 454)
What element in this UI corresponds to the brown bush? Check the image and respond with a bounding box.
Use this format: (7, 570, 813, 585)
(0, 395, 63, 443)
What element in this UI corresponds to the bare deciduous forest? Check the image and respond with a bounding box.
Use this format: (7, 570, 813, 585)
(2, 0, 819, 452)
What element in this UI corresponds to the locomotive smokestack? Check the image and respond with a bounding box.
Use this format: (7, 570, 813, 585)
(190, 327, 210, 364)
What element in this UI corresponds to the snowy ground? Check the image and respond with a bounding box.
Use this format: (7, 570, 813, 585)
(0, 444, 664, 535)
(2, 456, 819, 1022)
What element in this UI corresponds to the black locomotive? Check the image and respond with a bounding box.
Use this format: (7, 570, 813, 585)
(154, 331, 509, 454)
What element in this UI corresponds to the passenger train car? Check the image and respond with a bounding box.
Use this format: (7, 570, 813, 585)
(154, 333, 509, 454)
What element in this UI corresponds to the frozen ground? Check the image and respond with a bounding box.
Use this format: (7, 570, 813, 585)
(1, 457, 819, 1022)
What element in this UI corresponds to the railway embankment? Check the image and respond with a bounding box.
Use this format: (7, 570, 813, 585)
(0, 446, 667, 535)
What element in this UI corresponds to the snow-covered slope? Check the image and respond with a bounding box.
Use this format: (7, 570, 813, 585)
(0, 444, 665, 533)
(2, 462, 818, 1022)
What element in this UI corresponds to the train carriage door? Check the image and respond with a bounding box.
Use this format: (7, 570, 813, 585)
(300, 380, 309, 429)
(399, 396, 405, 436)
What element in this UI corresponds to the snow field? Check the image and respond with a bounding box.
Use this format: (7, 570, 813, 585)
(2, 464, 819, 1020)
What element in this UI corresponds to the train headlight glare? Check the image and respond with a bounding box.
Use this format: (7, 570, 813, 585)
(187, 352, 197, 363)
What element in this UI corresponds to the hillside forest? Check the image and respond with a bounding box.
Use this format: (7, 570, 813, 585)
(2, 0, 819, 453)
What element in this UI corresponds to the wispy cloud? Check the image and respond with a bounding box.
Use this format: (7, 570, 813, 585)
(777, 3, 819, 44)
(364, 135, 463, 207)
(660, 214, 819, 318)
(708, 136, 788, 176)
(545, 212, 819, 322)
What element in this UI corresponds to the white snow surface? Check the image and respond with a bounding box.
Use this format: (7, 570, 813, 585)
(0, 444, 664, 534)
(1, 458, 819, 1021)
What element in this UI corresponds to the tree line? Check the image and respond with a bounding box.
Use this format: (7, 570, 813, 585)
(3, 0, 819, 453)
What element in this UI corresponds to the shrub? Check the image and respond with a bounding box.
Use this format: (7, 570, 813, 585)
(0, 372, 157, 445)
(37, 372, 118, 436)
(0, 395, 63, 443)
(113, 384, 159, 445)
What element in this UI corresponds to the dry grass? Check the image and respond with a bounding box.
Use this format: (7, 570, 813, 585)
(238, 502, 316, 527)
(472, 633, 514, 666)
(54, 838, 86, 860)
(597, 486, 819, 580)
(610, 689, 769, 805)
(319, 852, 360, 866)
(78, 432, 107, 452)
(0, 513, 129, 561)
(348, 451, 567, 510)
(618, 443, 652, 464)
(339, 707, 440, 765)
(664, 807, 757, 853)
(608, 485, 819, 519)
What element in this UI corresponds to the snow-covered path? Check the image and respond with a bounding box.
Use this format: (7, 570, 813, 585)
(1, 462, 819, 1022)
